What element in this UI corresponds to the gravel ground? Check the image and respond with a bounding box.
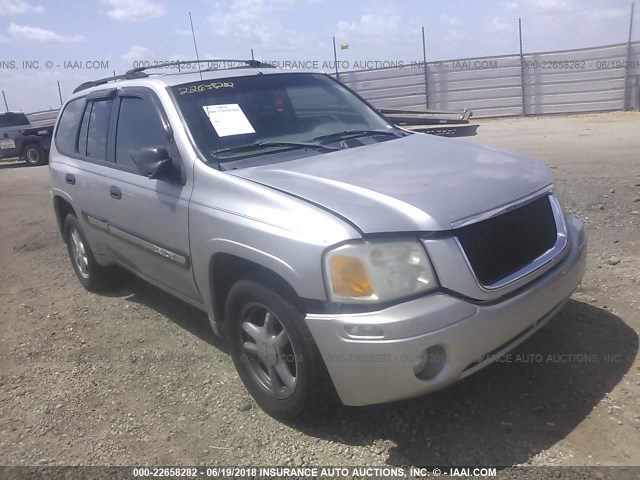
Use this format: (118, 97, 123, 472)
(0, 111, 639, 470)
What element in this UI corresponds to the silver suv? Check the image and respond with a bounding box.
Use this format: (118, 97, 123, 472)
(50, 61, 587, 419)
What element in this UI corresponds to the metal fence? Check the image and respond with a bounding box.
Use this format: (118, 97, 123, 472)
(337, 41, 640, 118)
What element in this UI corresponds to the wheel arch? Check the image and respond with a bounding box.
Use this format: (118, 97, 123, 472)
(53, 194, 78, 239)
(209, 252, 305, 328)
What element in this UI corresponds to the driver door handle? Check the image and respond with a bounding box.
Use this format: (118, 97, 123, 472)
(109, 186, 122, 200)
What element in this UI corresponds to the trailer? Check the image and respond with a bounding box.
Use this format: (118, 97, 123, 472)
(379, 108, 479, 137)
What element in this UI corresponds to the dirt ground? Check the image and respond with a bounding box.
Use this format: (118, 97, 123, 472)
(0, 112, 639, 469)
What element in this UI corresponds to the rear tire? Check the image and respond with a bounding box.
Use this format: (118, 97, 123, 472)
(64, 215, 112, 292)
(225, 275, 334, 420)
(23, 144, 45, 166)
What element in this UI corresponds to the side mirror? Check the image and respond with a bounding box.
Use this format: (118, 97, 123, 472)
(134, 146, 173, 180)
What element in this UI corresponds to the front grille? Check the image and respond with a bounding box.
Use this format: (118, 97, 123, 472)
(456, 195, 558, 287)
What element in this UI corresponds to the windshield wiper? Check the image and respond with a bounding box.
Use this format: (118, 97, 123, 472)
(312, 129, 401, 142)
(214, 141, 340, 159)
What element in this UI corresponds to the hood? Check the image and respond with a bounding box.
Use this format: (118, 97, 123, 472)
(230, 134, 553, 233)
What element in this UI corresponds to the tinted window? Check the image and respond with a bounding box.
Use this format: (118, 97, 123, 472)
(0, 113, 30, 128)
(77, 103, 90, 156)
(55, 99, 85, 155)
(85, 99, 113, 161)
(115, 97, 169, 169)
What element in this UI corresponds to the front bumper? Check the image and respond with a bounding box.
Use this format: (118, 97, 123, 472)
(305, 216, 587, 406)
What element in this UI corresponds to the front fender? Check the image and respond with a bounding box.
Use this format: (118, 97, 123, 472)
(188, 166, 361, 320)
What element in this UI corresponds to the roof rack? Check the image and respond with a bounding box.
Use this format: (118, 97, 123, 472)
(72, 73, 144, 94)
(126, 58, 275, 76)
(73, 59, 275, 94)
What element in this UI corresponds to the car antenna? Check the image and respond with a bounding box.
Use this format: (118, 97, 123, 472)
(188, 11, 219, 163)
(189, 11, 204, 81)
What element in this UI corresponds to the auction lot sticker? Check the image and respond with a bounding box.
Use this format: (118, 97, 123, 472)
(203, 104, 255, 137)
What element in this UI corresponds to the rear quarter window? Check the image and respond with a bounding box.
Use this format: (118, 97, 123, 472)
(55, 98, 85, 156)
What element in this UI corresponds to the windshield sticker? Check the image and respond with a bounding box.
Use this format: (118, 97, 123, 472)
(203, 104, 255, 137)
(178, 82, 234, 95)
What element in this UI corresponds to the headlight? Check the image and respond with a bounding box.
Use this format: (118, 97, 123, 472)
(324, 240, 438, 304)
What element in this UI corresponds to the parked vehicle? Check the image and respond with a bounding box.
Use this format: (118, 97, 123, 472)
(0, 110, 56, 165)
(49, 61, 587, 419)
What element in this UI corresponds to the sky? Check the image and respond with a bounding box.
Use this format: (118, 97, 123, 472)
(0, 0, 637, 112)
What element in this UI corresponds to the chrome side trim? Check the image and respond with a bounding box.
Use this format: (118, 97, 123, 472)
(454, 192, 568, 292)
(86, 214, 109, 231)
(109, 226, 189, 267)
(86, 214, 188, 267)
(451, 184, 554, 229)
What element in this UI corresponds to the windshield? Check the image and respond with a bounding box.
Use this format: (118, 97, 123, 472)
(170, 73, 396, 165)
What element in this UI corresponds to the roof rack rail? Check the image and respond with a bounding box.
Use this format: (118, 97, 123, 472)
(72, 59, 275, 95)
(72, 72, 147, 94)
(126, 58, 275, 76)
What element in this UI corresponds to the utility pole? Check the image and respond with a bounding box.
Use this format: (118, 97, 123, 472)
(332, 36, 339, 78)
(519, 18, 526, 116)
(624, 2, 635, 110)
(57, 80, 63, 106)
(421, 26, 429, 109)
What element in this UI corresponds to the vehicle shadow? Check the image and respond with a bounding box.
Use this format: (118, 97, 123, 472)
(100, 272, 228, 353)
(294, 300, 638, 466)
(94, 274, 638, 466)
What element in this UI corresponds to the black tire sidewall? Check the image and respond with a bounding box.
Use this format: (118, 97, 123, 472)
(23, 145, 43, 166)
(226, 280, 317, 420)
(63, 215, 101, 291)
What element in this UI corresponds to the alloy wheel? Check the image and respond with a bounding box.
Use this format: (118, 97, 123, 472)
(238, 303, 298, 399)
(70, 227, 90, 279)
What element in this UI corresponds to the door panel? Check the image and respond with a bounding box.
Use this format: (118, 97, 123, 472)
(101, 171, 198, 299)
(66, 98, 116, 255)
(99, 88, 198, 300)
(67, 87, 199, 301)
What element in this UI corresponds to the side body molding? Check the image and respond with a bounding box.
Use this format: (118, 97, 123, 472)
(86, 213, 189, 267)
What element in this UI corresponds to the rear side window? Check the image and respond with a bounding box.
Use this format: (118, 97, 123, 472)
(115, 97, 169, 169)
(55, 99, 85, 155)
(80, 99, 113, 161)
(0, 113, 29, 128)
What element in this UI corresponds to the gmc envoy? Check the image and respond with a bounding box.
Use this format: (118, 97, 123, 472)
(50, 61, 587, 419)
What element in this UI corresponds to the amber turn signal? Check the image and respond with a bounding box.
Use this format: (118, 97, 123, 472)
(329, 256, 374, 297)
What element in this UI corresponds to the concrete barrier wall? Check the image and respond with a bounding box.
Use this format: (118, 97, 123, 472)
(337, 42, 640, 118)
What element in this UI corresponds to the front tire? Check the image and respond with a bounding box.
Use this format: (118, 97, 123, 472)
(225, 276, 333, 420)
(23, 144, 45, 166)
(64, 215, 112, 291)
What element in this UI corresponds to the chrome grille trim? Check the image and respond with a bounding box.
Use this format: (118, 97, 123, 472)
(453, 190, 568, 292)
(451, 184, 554, 229)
